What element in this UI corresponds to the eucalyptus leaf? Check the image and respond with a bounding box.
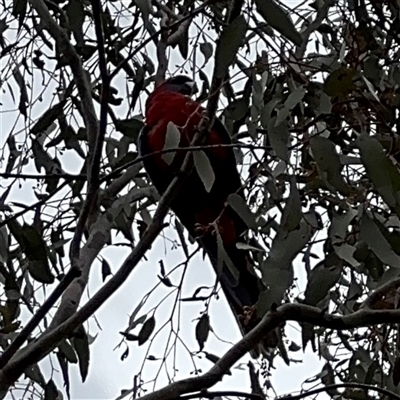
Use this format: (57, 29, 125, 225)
(214, 15, 247, 78)
(194, 150, 215, 192)
(255, 0, 302, 46)
(138, 316, 155, 345)
(357, 135, 400, 217)
(162, 122, 181, 165)
(310, 136, 350, 195)
(267, 116, 290, 162)
(360, 214, 400, 268)
(227, 193, 258, 231)
(195, 313, 210, 351)
(72, 326, 90, 383)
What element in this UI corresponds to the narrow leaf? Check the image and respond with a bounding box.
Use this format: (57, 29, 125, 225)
(360, 214, 400, 268)
(357, 135, 400, 217)
(138, 316, 155, 345)
(162, 122, 181, 165)
(227, 193, 257, 230)
(310, 136, 350, 195)
(200, 42, 213, 65)
(267, 116, 290, 162)
(101, 258, 111, 282)
(72, 326, 90, 383)
(214, 15, 247, 78)
(31, 101, 66, 135)
(194, 150, 215, 192)
(195, 313, 210, 351)
(281, 178, 302, 232)
(255, 0, 302, 46)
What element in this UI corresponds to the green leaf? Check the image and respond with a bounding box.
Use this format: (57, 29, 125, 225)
(225, 98, 248, 121)
(360, 214, 400, 268)
(25, 364, 46, 386)
(267, 116, 290, 162)
(8, 221, 54, 284)
(134, 0, 152, 24)
(310, 136, 350, 195)
(195, 313, 210, 351)
(56, 353, 70, 398)
(138, 316, 155, 345)
(214, 15, 247, 78)
(304, 258, 342, 306)
(260, 212, 317, 313)
(175, 219, 189, 258)
(357, 135, 400, 217)
(329, 208, 358, 266)
(101, 258, 111, 282)
(255, 0, 302, 46)
(12, 0, 27, 30)
(31, 101, 66, 135)
(162, 122, 181, 165)
(72, 326, 90, 383)
(0, 224, 9, 264)
(281, 178, 302, 232)
(116, 118, 144, 142)
(128, 314, 147, 332)
(324, 67, 357, 98)
(58, 340, 78, 364)
(317, 91, 332, 115)
(200, 41, 213, 66)
(194, 150, 215, 192)
(66, 0, 85, 48)
(12, 65, 28, 117)
(44, 379, 58, 400)
(178, 27, 189, 59)
(276, 86, 306, 125)
(227, 193, 258, 231)
(113, 151, 138, 171)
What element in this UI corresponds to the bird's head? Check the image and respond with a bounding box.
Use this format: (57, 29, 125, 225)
(157, 75, 198, 96)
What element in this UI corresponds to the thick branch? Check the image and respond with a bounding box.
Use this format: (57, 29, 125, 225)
(280, 383, 400, 400)
(135, 303, 400, 400)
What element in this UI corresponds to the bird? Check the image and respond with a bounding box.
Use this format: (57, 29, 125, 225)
(138, 75, 263, 345)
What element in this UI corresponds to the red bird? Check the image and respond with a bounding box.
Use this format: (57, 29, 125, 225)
(139, 76, 261, 338)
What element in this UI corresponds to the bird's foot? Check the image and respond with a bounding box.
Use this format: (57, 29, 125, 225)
(239, 305, 257, 327)
(194, 222, 214, 239)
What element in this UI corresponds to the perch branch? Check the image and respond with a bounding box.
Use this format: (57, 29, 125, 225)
(135, 303, 400, 400)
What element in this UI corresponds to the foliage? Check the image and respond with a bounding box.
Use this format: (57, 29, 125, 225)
(1, 0, 400, 399)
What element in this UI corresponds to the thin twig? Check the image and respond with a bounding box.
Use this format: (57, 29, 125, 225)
(69, 0, 110, 265)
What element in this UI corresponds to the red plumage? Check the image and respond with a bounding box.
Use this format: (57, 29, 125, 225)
(139, 76, 261, 339)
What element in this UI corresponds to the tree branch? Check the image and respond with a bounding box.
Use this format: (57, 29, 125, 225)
(133, 303, 400, 400)
(179, 390, 264, 400)
(69, 0, 110, 267)
(280, 382, 400, 400)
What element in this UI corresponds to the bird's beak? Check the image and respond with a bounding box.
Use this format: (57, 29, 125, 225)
(188, 80, 199, 95)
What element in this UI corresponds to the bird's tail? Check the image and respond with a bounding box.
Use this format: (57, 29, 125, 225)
(199, 234, 261, 332)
